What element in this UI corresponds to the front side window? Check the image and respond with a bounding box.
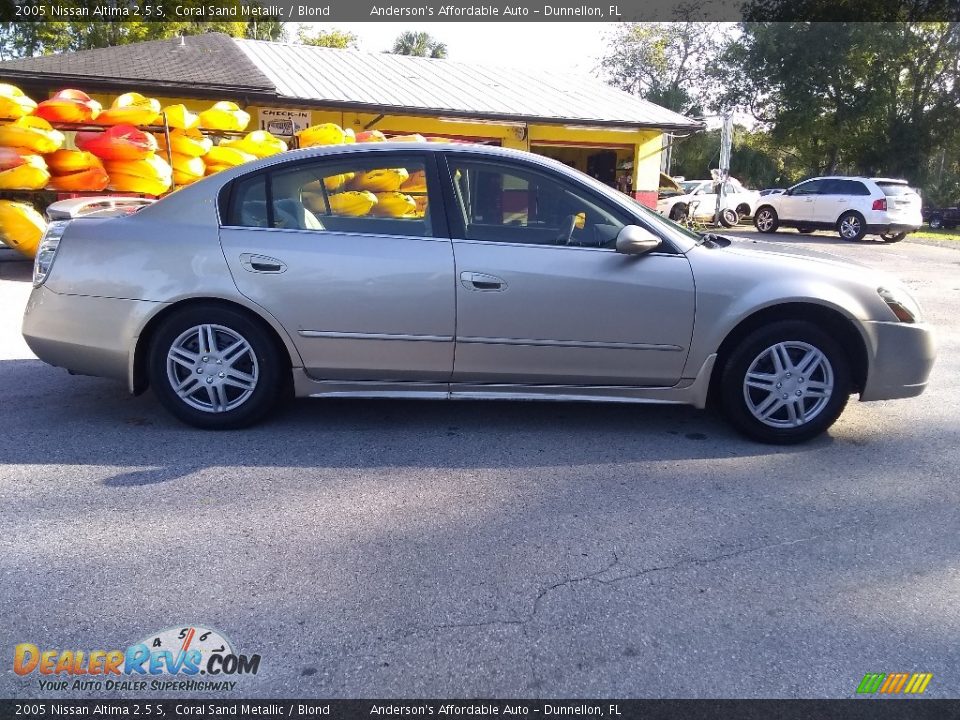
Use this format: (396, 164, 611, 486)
(790, 179, 826, 196)
(448, 159, 628, 248)
(225, 154, 433, 238)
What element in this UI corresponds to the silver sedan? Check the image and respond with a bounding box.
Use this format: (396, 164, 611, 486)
(22, 144, 936, 443)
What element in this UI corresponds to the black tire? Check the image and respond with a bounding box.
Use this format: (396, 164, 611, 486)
(880, 231, 907, 243)
(148, 304, 285, 429)
(720, 208, 739, 228)
(719, 320, 851, 444)
(754, 206, 779, 233)
(928, 214, 943, 230)
(736, 203, 751, 219)
(669, 204, 688, 222)
(837, 211, 866, 241)
(797, 227, 814, 234)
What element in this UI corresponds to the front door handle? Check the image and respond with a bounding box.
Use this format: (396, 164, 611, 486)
(460, 271, 506, 291)
(240, 253, 286, 274)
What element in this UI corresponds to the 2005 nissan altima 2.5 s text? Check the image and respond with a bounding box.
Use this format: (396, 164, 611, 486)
(22, 144, 936, 443)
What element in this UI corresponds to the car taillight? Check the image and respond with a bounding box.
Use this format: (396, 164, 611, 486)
(872, 198, 887, 211)
(33, 220, 69, 287)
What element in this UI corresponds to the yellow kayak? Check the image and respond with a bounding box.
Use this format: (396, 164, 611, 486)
(198, 101, 250, 132)
(0, 200, 45, 258)
(0, 84, 37, 120)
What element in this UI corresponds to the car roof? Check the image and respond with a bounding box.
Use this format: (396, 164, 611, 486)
(802, 176, 909, 183)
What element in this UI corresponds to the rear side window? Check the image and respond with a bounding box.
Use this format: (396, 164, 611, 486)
(224, 155, 434, 238)
(822, 179, 871, 196)
(877, 182, 917, 196)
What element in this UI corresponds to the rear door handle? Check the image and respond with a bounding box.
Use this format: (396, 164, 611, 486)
(240, 253, 286, 274)
(460, 271, 506, 291)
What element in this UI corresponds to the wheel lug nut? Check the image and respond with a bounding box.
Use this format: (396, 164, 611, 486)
(776, 382, 782, 389)
(785, 372, 791, 378)
(799, 377, 804, 383)
(205, 377, 213, 384)
(202, 356, 208, 362)
(796, 390, 802, 396)
(196, 368, 203, 374)
(218, 372, 225, 378)
(216, 359, 222, 364)
(782, 393, 788, 399)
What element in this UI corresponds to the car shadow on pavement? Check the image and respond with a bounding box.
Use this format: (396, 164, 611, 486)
(0, 358, 841, 490)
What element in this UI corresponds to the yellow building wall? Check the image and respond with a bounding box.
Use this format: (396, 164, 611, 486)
(53, 90, 665, 205)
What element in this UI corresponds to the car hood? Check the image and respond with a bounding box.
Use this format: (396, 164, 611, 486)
(717, 236, 871, 269)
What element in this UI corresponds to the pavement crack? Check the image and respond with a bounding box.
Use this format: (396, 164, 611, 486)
(409, 529, 848, 637)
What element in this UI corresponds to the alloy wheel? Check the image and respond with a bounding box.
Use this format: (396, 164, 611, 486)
(742, 341, 834, 428)
(166, 324, 259, 413)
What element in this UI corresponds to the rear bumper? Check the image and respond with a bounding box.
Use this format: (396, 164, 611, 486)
(22, 285, 161, 390)
(866, 222, 921, 235)
(860, 320, 936, 401)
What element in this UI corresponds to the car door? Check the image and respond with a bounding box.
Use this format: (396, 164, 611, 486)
(219, 151, 455, 382)
(442, 154, 696, 386)
(813, 179, 870, 224)
(778, 179, 825, 222)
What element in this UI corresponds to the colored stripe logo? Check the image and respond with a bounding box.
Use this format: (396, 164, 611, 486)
(857, 673, 932, 695)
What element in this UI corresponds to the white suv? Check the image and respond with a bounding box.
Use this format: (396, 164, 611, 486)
(753, 177, 922, 243)
(658, 178, 760, 224)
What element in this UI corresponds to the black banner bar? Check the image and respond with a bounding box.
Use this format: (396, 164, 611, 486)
(3, 700, 960, 720)
(3, 0, 960, 23)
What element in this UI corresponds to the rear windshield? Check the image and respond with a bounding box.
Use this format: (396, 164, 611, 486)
(877, 182, 917, 196)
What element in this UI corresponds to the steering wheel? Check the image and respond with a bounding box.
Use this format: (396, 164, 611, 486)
(559, 214, 578, 245)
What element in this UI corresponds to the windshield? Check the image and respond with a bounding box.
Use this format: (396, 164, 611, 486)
(680, 181, 705, 194)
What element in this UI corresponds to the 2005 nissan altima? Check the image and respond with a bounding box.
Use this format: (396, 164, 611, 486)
(22, 143, 936, 443)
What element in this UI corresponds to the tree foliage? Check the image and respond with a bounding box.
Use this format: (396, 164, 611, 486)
(297, 26, 358, 49)
(390, 31, 447, 59)
(601, 22, 731, 115)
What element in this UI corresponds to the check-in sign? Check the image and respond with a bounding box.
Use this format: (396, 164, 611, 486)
(258, 108, 311, 137)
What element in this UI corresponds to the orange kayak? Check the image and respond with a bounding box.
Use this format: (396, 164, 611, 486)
(76, 124, 157, 161)
(35, 89, 102, 124)
(96, 92, 161, 126)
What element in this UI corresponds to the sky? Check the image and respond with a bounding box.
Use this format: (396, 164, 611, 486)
(295, 22, 612, 76)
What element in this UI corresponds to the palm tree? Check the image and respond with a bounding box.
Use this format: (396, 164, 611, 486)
(390, 31, 447, 59)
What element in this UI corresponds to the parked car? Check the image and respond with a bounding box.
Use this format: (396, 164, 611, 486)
(22, 144, 935, 443)
(656, 178, 761, 225)
(921, 203, 960, 230)
(753, 177, 922, 242)
(759, 188, 786, 196)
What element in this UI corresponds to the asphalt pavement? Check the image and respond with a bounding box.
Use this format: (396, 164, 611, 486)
(1, 231, 958, 699)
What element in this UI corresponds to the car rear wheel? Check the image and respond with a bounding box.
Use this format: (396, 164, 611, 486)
(928, 214, 943, 229)
(880, 231, 907, 243)
(719, 321, 851, 444)
(736, 203, 751, 219)
(148, 305, 285, 429)
(837, 211, 866, 241)
(754, 207, 779, 233)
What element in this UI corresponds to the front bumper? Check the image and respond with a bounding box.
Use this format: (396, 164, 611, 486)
(859, 320, 936, 401)
(22, 285, 162, 391)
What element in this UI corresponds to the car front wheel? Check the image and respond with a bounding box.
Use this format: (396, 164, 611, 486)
(880, 231, 907, 243)
(754, 207, 779, 233)
(148, 305, 285, 429)
(719, 321, 851, 444)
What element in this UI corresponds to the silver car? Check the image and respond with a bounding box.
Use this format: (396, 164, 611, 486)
(22, 144, 936, 443)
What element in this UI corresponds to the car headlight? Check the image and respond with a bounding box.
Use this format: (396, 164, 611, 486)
(877, 286, 922, 323)
(33, 220, 69, 287)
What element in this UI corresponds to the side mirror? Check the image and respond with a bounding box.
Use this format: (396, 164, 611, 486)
(615, 225, 661, 256)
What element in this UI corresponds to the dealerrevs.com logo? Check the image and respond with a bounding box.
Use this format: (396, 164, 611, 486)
(13, 626, 261, 692)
